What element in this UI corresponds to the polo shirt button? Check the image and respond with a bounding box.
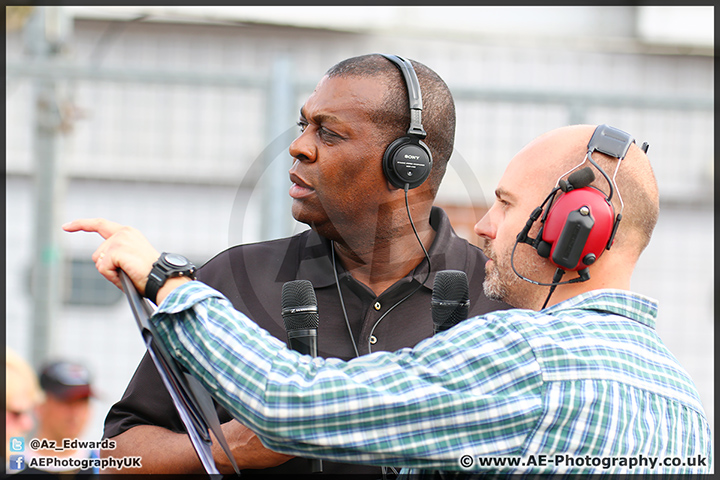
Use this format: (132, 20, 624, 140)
(369, 335, 378, 345)
(374, 302, 381, 311)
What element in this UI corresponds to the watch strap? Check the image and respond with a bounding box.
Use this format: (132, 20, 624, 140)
(145, 266, 165, 305)
(145, 253, 196, 305)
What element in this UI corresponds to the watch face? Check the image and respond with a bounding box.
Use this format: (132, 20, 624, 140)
(164, 253, 189, 267)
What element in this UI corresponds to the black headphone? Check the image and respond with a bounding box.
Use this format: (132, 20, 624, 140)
(514, 124, 647, 289)
(379, 54, 433, 190)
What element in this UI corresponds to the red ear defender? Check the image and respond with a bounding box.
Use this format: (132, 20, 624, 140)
(537, 187, 616, 271)
(511, 125, 639, 308)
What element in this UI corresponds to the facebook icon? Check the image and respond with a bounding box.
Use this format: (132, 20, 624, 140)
(9, 455, 25, 471)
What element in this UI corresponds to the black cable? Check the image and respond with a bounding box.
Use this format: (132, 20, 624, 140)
(331, 241, 360, 358)
(330, 184, 432, 356)
(587, 150, 615, 203)
(511, 240, 590, 287)
(542, 268, 565, 309)
(367, 184, 431, 353)
(404, 184, 432, 271)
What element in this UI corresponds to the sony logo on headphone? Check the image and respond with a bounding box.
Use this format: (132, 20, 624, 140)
(404, 154, 421, 160)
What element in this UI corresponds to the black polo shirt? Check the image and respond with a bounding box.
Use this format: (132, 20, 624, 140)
(102, 207, 508, 476)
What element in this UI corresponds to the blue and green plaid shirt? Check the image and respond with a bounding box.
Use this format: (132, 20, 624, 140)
(151, 282, 711, 475)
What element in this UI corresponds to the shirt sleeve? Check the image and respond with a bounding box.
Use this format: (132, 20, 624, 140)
(151, 281, 544, 470)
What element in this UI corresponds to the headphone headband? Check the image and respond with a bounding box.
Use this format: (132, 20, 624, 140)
(379, 54, 427, 139)
(587, 124, 635, 160)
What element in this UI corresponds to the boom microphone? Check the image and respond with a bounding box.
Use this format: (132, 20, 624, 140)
(559, 167, 595, 192)
(431, 270, 470, 334)
(280, 280, 322, 473)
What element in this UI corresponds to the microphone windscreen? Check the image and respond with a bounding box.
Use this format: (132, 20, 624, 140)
(431, 270, 470, 333)
(566, 167, 595, 190)
(281, 280, 319, 332)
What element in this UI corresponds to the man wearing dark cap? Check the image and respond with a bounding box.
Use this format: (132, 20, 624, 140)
(21, 361, 99, 478)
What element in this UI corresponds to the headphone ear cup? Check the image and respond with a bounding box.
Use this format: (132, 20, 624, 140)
(540, 187, 615, 271)
(382, 136, 433, 189)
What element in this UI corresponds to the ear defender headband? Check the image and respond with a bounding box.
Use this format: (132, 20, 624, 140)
(379, 54, 433, 190)
(512, 124, 648, 306)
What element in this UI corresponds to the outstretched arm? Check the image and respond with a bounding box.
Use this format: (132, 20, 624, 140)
(64, 218, 293, 473)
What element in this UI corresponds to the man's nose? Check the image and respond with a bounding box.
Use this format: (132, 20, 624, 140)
(289, 131, 316, 163)
(474, 210, 496, 240)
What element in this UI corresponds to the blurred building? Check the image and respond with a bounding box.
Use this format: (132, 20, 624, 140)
(5, 6, 713, 449)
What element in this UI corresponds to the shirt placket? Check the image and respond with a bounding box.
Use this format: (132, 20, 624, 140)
(357, 280, 420, 355)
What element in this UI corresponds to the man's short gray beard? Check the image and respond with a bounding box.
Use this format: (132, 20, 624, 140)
(483, 274, 508, 303)
(483, 256, 540, 309)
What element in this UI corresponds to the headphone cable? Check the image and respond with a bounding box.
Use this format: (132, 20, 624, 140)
(404, 184, 432, 270)
(331, 240, 360, 358)
(541, 268, 565, 309)
(331, 185, 432, 357)
(367, 184, 431, 353)
(511, 240, 590, 287)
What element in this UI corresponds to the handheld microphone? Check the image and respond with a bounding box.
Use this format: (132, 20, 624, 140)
(280, 280, 322, 473)
(281, 280, 319, 356)
(431, 270, 470, 334)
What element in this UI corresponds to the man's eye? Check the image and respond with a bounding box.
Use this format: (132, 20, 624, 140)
(296, 121, 308, 132)
(319, 127, 338, 139)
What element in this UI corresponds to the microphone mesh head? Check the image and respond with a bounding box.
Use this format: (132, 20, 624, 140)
(431, 270, 470, 331)
(281, 280, 319, 331)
